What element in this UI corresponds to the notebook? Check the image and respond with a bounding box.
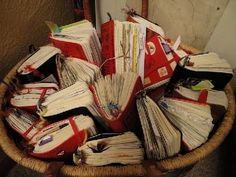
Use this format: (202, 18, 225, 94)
(101, 19, 146, 82)
(5, 108, 40, 141)
(166, 52, 233, 92)
(16, 45, 61, 84)
(173, 86, 228, 109)
(144, 35, 180, 89)
(30, 115, 97, 159)
(10, 82, 59, 112)
(159, 97, 214, 151)
(89, 72, 143, 132)
(37, 81, 101, 122)
(136, 95, 181, 160)
(56, 56, 101, 89)
(172, 86, 228, 124)
(49, 20, 102, 65)
(73, 131, 144, 166)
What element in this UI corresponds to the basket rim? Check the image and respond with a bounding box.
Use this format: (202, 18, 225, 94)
(0, 44, 235, 177)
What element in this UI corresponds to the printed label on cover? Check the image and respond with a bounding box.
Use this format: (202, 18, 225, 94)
(157, 67, 168, 77)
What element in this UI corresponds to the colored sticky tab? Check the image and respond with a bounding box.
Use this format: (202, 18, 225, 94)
(198, 89, 208, 103)
(39, 135, 53, 146)
(191, 80, 214, 91)
(45, 21, 61, 33)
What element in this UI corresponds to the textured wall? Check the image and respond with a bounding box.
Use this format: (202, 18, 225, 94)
(127, 0, 229, 50)
(0, 0, 75, 80)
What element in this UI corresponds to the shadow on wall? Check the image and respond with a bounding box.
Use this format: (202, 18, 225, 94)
(0, 0, 75, 81)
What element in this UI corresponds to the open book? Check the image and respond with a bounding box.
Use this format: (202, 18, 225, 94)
(17, 45, 61, 84)
(49, 20, 102, 65)
(73, 131, 144, 166)
(5, 108, 40, 141)
(136, 95, 181, 160)
(89, 72, 142, 132)
(56, 56, 101, 88)
(10, 82, 59, 112)
(31, 115, 97, 159)
(159, 97, 214, 151)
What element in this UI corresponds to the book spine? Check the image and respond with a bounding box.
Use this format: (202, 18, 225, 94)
(101, 20, 116, 75)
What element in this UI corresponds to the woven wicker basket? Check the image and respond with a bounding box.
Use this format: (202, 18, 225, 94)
(0, 0, 235, 176)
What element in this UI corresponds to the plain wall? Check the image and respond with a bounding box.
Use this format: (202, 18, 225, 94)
(95, 0, 229, 50)
(205, 0, 236, 89)
(0, 0, 75, 81)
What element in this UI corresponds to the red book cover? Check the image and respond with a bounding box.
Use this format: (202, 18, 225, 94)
(49, 34, 88, 60)
(30, 117, 87, 159)
(101, 20, 116, 75)
(144, 35, 180, 88)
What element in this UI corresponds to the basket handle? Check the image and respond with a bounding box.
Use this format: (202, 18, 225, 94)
(83, 0, 149, 24)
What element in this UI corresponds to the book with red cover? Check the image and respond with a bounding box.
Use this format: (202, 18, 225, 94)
(100, 20, 146, 77)
(101, 20, 115, 75)
(10, 83, 59, 113)
(158, 97, 214, 151)
(144, 35, 180, 89)
(89, 72, 143, 132)
(48, 20, 102, 65)
(5, 108, 41, 141)
(16, 45, 61, 84)
(49, 35, 88, 60)
(30, 115, 97, 159)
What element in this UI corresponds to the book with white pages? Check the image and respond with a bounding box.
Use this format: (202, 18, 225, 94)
(173, 86, 228, 109)
(37, 81, 103, 125)
(10, 82, 59, 112)
(49, 20, 102, 65)
(181, 52, 233, 73)
(89, 72, 143, 132)
(31, 115, 97, 159)
(56, 56, 101, 89)
(73, 131, 144, 166)
(167, 52, 233, 91)
(159, 97, 214, 151)
(136, 95, 181, 160)
(5, 108, 40, 141)
(16, 45, 61, 84)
